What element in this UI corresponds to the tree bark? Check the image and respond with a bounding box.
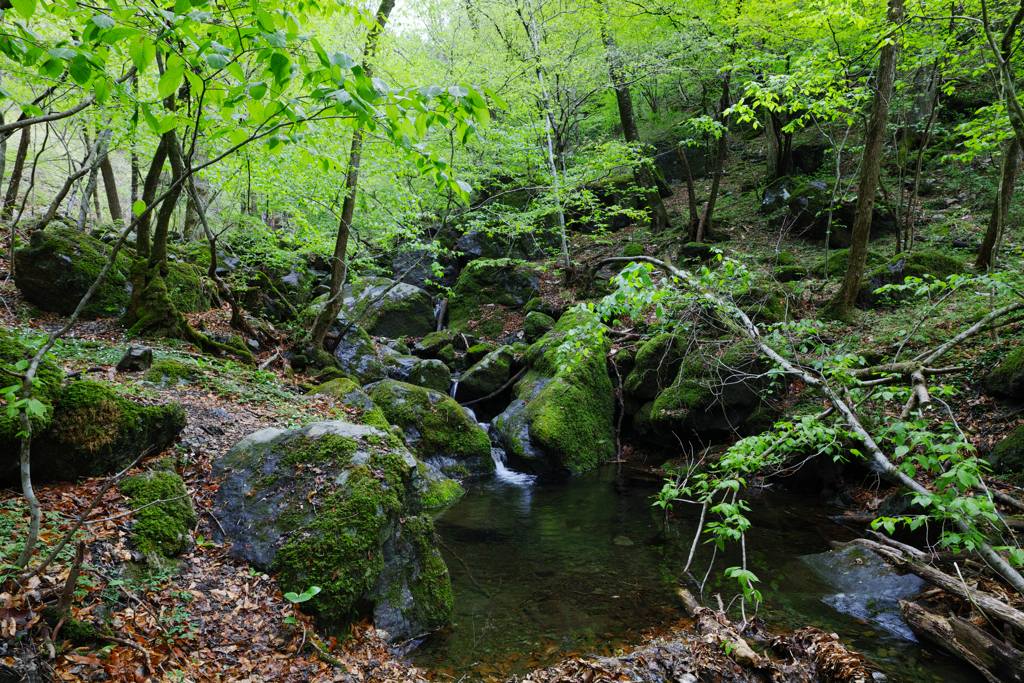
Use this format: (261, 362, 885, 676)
(2, 124, 30, 221)
(100, 152, 122, 223)
(600, 15, 670, 231)
(692, 73, 730, 243)
(307, 0, 398, 349)
(136, 138, 168, 261)
(977, 136, 1022, 270)
(77, 129, 112, 231)
(823, 0, 903, 322)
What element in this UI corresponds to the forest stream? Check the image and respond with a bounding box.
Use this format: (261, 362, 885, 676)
(410, 454, 978, 683)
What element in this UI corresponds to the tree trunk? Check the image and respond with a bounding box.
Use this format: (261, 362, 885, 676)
(977, 136, 1022, 270)
(691, 73, 730, 243)
(100, 152, 122, 223)
(823, 0, 903, 322)
(135, 138, 168, 261)
(307, 0, 397, 349)
(601, 15, 670, 231)
(2, 125, 30, 221)
(77, 129, 111, 231)
(766, 108, 793, 181)
(148, 131, 182, 272)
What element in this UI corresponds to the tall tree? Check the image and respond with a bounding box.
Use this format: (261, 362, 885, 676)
(1, 125, 30, 221)
(822, 0, 904, 322)
(307, 0, 398, 350)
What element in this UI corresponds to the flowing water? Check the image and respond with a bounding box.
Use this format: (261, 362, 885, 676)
(410, 457, 978, 682)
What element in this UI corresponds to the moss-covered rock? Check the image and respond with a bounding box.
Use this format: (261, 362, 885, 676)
(144, 358, 200, 385)
(165, 262, 213, 313)
(120, 469, 196, 558)
(454, 346, 513, 403)
(492, 309, 615, 475)
(436, 344, 457, 367)
(211, 421, 454, 639)
(984, 346, 1024, 399)
(0, 331, 64, 481)
(408, 359, 451, 393)
(307, 378, 388, 429)
(13, 226, 133, 318)
(623, 243, 644, 257)
(414, 330, 455, 357)
(858, 251, 965, 307)
(341, 277, 436, 338)
(465, 342, 496, 365)
(810, 249, 886, 279)
(5, 380, 187, 484)
(524, 311, 555, 343)
(448, 259, 541, 337)
(773, 264, 807, 282)
(649, 341, 774, 442)
(624, 333, 688, 401)
(333, 325, 386, 385)
(735, 284, 789, 324)
(987, 425, 1024, 474)
(366, 380, 493, 476)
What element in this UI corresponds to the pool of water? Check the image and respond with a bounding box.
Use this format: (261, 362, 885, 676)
(410, 460, 977, 682)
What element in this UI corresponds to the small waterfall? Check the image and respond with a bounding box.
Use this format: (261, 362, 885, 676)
(490, 447, 535, 486)
(449, 380, 459, 399)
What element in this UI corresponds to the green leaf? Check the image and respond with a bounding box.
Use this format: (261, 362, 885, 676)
(206, 53, 229, 69)
(91, 14, 116, 28)
(9, 0, 35, 19)
(329, 52, 356, 70)
(159, 55, 186, 99)
(173, 0, 190, 15)
(249, 83, 267, 100)
(132, 199, 147, 216)
(48, 47, 76, 60)
(129, 36, 155, 73)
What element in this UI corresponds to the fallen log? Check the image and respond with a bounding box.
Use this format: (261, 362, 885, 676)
(676, 587, 760, 666)
(901, 600, 1024, 683)
(899, 560, 1024, 635)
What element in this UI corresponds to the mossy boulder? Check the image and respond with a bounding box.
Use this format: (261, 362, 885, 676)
(858, 251, 965, 307)
(492, 309, 615, 475)
(984, 346, 1024, 399)
(414, 330, 456, 358)
(811, 248, 886, 279)
(308, 379, 389, 430)
(648, 342, 774, 442)
(379, 347, 419, 383)
(366, 380, 493, 476)
(448, 259, 541, 337)
(465, 342, 496, 365)
(523, 297, 560, 319)
(455, 228, 558, 264)
(986, 425, 1024, 474)
(0, 331, 64, 480)
(165, 262, 213, 313)
(773, 265, 807, 282)
(624, 333, 688, 401)
(333, 325, 386, 385)
(2, 380, 187, 484)
(408, 359, 451, 393)
(453, 346, 513, 403)
(436, 343, 457, 367)
(120, 469, 196, 558)
(623, 243, 644, 257)
(144, 358, 200, 386)
(211, 421, 454, 639)
(524, 311, 555, 343)
(341, 277, 436, 338)
(14, 226, 132, 318)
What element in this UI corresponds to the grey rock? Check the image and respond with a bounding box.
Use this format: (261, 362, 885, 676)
(116, 345, 153, 372)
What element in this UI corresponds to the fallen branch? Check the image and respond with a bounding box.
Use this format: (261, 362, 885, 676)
(258, 351, 281, 372)
(676, 587, 760, 667)
(459, 367, 526, 407)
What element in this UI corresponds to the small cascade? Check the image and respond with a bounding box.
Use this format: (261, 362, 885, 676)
(449, 380, 459, 399)
(490, 447, 535, 486)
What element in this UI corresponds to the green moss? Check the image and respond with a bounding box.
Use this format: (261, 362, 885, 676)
(773, 264, 807, 282)
(42, 607, 103, 645)
(466, 343, 495, 365)
(367, 381, 493, 471)
(523, 297, 543, 314)
(119, 469, 196, 557)
(421, 476, 464, 509)
(360, 407, 391, 431)
(623, 243, 644, 257)
(448, 259, 540, 335)
(165, 262, 212, 313)
(859, 250, 965, 306)
(279, 434, 359, 469)
(988, 424, 1024, 473)
(437, 344, 456, 366)
(402, 516, 454, 628)
(811, 248, 886, 278)
(524, 311, 555, 342)
(624, 333, 687, 400)
(308, 377, 361, 396)
(144, 358, 197, 384)
(272, 448, 409, 625)
(985, 346, 1024, 398)
(0, 330, 63, 444)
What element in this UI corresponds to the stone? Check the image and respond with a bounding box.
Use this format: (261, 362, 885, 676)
(333, 325, 387, 385)
(987, 424, 1024, 473)
(211, 421, 454, 639)
(120, 469, 196, 558)
(14, 226, 134, 319)
(116, 345, 153, 372)
(1, 380, 187, 484)
(307, 379, 390, 431)
(858, 251, 965, 307)
(985, 347, 1024, 400)
(447, 259, 541, 338)
(414, 330, 456, 358)
(391, 249, 459, 293)
(523, 311, 555, 343)
(408, 359, 451, 393)
(761, 178, 895, 247)
(455, 229, 558, 264)
(492, 310, 615, 475)
(624, 333, 688, 401)
(365, 380, 494, 476)
(379, 347, 419, 382)
(465, 343, 496, 365)
(523, 297, 560, 319)
(144, 358, 200, 386)
(454, 347, 513, 403)
(340, 277, 436, 338)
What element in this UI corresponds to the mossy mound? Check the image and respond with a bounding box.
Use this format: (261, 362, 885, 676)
(0, 330, 64, 480)
(987, 425, 1024, 474)
(648, 341, 774, 442)
(524, 311, 555, 343)
(493, 309, 615, 475)
(624, 333, 688, 401)
(366, 380, 493, 476)
(408, 359, 451, 393)
(13, 226, 133, 318)
(12, 380, 187, 483)
(341, 277, 436, 339)
(984, 346, 1024, 399)
(465, 343, 496, 365)
(414, 330, 456, 358)
(448, 259, 541, 337)
(810, 249, 886, 279)
(308, 378, 388, 429)
(454, 347, 513, 403)
(858, 250, 965, 307)
(623, 243, 644, 257)
(211, 421, 454, 639)
(144, 358, 199, 385)
(165, 262, 213, 313)
(120, 469, 196, 558)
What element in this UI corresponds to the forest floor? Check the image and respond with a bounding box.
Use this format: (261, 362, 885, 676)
(3, 167, 1024, 682)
